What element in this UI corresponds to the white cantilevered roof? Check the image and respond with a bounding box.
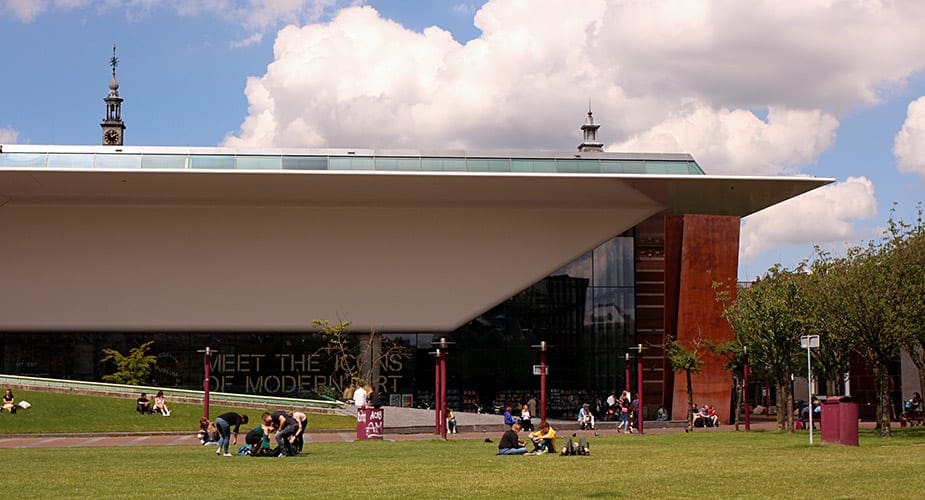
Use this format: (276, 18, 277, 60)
(0, 145, 831, 332)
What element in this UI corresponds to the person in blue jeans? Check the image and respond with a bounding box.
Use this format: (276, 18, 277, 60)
(214, 412, 249, 457)
(266, 410, 300, 457)
(497, 422, 528, 455)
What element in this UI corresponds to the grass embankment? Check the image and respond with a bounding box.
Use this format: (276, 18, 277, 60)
(3, 429, 925, 498)
(0, 390, 354, 433)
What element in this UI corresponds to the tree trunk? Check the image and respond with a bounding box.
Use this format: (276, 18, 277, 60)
(872, 361, 892, 436)
(734, 377, 743, 431)
(686, 369, 694, 432)
(774, 381, 785, 431)
(784, 382, 795, 433)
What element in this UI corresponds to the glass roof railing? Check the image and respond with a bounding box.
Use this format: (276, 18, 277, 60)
(0, 152, 705, 175)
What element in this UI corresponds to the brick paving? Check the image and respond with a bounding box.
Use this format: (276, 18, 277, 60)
(0, 405, 794, 449)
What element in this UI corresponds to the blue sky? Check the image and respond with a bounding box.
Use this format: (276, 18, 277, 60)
(1, 0, 924, 280)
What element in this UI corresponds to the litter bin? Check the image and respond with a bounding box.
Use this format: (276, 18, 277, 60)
(820, 397, 840, 444)
(821, 396, 858, 446)
(357, 407, 384, 440)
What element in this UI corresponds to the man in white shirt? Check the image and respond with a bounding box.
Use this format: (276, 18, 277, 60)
(353, 385, 368, 408)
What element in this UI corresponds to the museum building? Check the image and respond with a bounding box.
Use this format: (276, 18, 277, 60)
(0, 59, 831, 420)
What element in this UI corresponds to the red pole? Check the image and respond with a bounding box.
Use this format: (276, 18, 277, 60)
(440, 352, 448, 440)
(625, 353, 631, 393)
(540, 347, 547, 422)
(744, 346, 750, 431)
(636, 344, 644, 434)
(434, 349, 442, 433)
(203, 347, 212, 420)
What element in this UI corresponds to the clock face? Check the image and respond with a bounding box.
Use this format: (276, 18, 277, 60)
(104, 129, 120, 145)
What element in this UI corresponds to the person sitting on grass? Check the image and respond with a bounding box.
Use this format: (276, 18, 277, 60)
(529, 420, 557, 454)
(153, 390, 170, 416)
(136, 392, 153, 415)
(244, 422, 275, 456)
(578, 403, 595, 430)
(3, 389, 15, 414)
(497, 422, 528, 455)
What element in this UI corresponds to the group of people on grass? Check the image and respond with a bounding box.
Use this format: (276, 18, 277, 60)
(692, 403, 720, 428)
(198, 410, 307, 458)
(136, 391, 170, 416)
(498, 420, 588, 456)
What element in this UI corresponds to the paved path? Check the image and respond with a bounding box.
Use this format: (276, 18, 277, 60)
(0, 406, 793, 449)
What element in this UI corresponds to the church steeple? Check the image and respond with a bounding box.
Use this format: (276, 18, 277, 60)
(577, 105, 603, 153)
(100, 44, 126, 146)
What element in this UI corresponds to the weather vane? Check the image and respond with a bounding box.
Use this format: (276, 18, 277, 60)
(109, 44, 119, 76)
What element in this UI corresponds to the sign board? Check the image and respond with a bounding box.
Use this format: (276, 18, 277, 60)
(356, 407, 384, 440)
(532, 364, 548, 376)
(800, 335, 820, 348)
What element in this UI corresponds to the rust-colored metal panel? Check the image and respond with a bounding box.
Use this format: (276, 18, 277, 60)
(669, 215, 740, 422)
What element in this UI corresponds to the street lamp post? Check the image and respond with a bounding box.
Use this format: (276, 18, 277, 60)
(743, 345, 750, 432)
(800, 335, 820, 444)
(624, 352, 631, 393)
(196, 346, 216, 420)
(431, 337, 452, 440)
(628, 344, 644, 434)
(531, 341, 548, 422)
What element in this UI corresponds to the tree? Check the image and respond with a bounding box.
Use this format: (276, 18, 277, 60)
(799, 251, 856, 396)
(893, 206, 925, 414)
(313, 319, 411, 397)
(100, 341, 157, 385)
(709, 340, 745, 430)
(718, 266, 807, 432)
(667, 337, 704, 432)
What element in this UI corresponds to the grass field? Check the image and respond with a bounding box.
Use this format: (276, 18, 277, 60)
(0, 390, 355, 433)
(4, 429, 925, 498)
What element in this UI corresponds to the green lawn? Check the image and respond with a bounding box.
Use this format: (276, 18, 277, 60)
(3, 429, 925, 498)
(0, 390, 354, 433)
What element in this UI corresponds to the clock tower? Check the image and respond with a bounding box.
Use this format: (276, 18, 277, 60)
(101, 44, 125, 146)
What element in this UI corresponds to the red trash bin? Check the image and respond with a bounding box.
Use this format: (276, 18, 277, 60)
(357, 407, 384, 440)
(820, 397, 841, 444)
(836, 397, 858, 446)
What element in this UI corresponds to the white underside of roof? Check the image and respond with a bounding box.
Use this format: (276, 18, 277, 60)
(0, 168, 830, 332)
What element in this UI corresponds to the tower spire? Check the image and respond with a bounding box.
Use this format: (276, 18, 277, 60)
(577, 106, 603, 153)
(101, 44, 126, 145)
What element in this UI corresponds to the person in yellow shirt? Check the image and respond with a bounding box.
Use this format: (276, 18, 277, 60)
(528, 420, 557, 454)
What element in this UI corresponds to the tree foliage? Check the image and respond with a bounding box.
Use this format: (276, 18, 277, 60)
(100, 341, 157, 386)
(718, 266, 807, 432)
(718, 203, 924, 437)
(313, 319, 412, 397)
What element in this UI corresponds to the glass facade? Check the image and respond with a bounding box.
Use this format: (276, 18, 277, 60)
(0, 151, 704, 176)
(0, 234, 637, 417)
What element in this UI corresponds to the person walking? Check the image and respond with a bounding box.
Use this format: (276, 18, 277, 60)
(214, 412, 248, 457)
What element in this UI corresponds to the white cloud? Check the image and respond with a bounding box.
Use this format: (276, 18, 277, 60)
(224, 1, 925, 152)
(740, 177, 878, 260)
(229, 32, 264, 49)
(2, 0, 345, 30)
(3, 0, 48, 22)
(894, 96, 925, 177)
(0, 127, 19, 143)
(610, 104, 838, 175)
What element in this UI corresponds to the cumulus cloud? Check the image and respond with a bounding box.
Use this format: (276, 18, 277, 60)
(610, 104, 839, 175)
(740, 177, 878, 260)
(3, 0, 49, 22)
(229, 33, 264, 49)
(0, 127, 19, 143)
(894, 96, 925, 177)
(1, 0, 345, 30)
(224, 1, 925, 152)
